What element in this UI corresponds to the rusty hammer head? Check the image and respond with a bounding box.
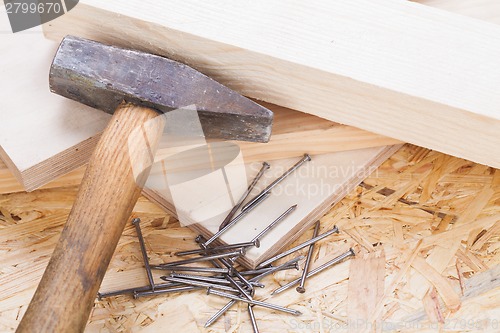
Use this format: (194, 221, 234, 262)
(49, 35, 273, 142)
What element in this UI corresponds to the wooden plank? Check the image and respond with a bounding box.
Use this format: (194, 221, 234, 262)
(415, 0, 500, 24)
(0, 141, 399, 267)
(347, 249, 386, 333)
(235, 102, 400, 162)
(1, 145, 499, 331)
(0, 12, 397, 191)
(0, 16, 109, 191)
(0, 159, 85, 195)
(144, 145, 400, 268)
(42, 0, 500, 167)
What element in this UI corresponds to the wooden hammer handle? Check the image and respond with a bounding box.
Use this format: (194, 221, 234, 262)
(17, 103, 164, 333)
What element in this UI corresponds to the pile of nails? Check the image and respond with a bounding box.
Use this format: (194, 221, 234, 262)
(98, 154, 356, 331)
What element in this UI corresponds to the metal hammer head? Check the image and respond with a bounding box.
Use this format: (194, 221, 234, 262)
(49, 35, 273, 142)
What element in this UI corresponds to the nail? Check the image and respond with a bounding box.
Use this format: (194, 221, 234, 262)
(241, 154, 311, 212)
(296, 221, 320, 293)
(134, 285, 201, 298)
(272, 248, 355, 295)
(158, 249, 244, 267)
(251, 204, 297, 243)
(201, 259, 302, 328)
(166, 273, 232, 285)
(256, 225, 339, 268)
(224, 273, 253, 301)
(162, 276, 241, 293)
(248, 304, 260, 333)
(204, 300, 237, 328)
(165, 273, 265, 288)
(203, 192, 270, 247)
(239, 261, 299, 276)
(207, 288, 302, 316)
(97, 282, 180, 299)
(151, 266, 230, 274)
(239, 267, 274, 276)
(249, 256, 305, 282)
(219, 162, 270, 230)
(221, 259, 254, 290)
(131, 218, 155, 291)
(175, 240, 260, 256)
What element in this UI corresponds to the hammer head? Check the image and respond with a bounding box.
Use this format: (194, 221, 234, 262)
(49, 36, 273, 142)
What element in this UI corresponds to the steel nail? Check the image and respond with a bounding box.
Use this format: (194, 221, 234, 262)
(97, 282, 181, 299)
(175, 240, 259, 256)
(241, 154, 311, 212)
(248, 304, 260, 333)
(249, 256, 305, 282)
(239, 267, 274, 276)
(131, 218, 155, 290)
(251, 204, 297, 243)
(238, 262, 299, 276)
(219, 161, 270, 230)
(296, 221, 320, 293)
(134, 285, 202, 298)
(158, 249, 244, 267)
(272, 248, 355, 295)
(224, 273, 253, 300)
(203, 192, 271, 247)
(256, 225, 339, 268)
(204, 300, 237, 328)
(220, 258, 254, 291)
(162, 276, 241, 293)
(207, 288, 302, 316)
(166, 273, 232, 285)
(165, 274, 264, 288)
(151, 266, 230, 274)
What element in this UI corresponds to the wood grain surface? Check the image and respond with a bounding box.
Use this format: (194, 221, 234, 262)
(43, 0, 500, 167)
(17, 104, 164, 332)
(2, 144, 498, 332)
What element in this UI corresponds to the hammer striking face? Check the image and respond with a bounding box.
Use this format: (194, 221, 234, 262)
(49, 35, 273, 142)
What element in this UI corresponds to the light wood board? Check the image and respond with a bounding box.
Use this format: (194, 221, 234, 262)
(0, 10, 398, 191)
(144, 145, 400, 268)
(348, 250, 386, 333)
(42, 0, 500, 167)
(1, 144, 499, 332)
(0, 15, 110, 191)
(415, 0, 500, 24)
(0, 135, 399, 270)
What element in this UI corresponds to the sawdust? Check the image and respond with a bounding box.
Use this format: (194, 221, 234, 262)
(0, 144, 499, 332)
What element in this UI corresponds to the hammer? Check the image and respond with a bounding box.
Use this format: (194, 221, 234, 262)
(17, 36, 273, 332)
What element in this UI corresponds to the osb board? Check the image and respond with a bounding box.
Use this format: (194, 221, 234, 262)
(1, 144, 499, 332)
(0, 11, 398, 192)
